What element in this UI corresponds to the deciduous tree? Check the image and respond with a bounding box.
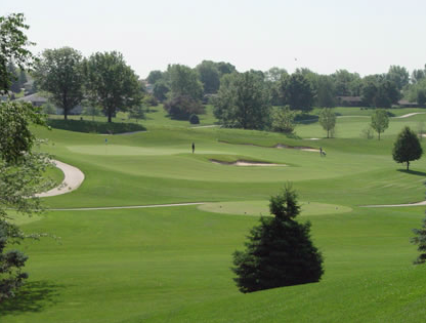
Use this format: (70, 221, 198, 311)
(392, 127, 423, 171)
(370, 109, 389, 141)
(319, 108, 337, 138)
(280, 74, 315, 113)
(84, 51, 142, 122)
(33, 47, 84, 120)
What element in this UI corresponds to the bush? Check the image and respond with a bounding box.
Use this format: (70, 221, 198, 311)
(47, 119, 146, 134)
(164, 95, 205, 120)
(272, 106, 296, 133)
(232, 186, 324, 293)
(189, 114, 200, 124)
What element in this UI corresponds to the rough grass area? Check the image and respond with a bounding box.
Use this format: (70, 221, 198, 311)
(47, 119, 146, 134)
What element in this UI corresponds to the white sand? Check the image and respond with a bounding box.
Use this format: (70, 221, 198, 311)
(36, 160, 85, 198)
(211, 160, 286, 167)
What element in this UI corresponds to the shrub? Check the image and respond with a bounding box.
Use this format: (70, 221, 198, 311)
(189, 114, 200, 124)
(164, 95, 205, 120)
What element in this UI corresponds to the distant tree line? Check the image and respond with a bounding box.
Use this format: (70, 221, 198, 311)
(146, 62, 426, 131)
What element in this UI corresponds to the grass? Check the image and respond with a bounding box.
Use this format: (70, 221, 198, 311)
(2, 107, 426, 322)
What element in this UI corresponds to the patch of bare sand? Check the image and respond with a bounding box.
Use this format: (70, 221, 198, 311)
(210, 159, 287, 167)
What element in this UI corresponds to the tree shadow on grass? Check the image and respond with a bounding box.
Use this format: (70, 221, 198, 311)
(0, 280, 64, 315)
(397, 169, 426, 177)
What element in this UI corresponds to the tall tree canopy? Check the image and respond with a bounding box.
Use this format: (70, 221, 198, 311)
(167, 64, 203, 101)
(0, 13, 34, 95)
(33, 47, 84, 119)
(0, 13, 50, 301)
(84, 51, 142, 122)
(280, 73, 315, 113)
(196, 60, 220, 94)
(214, 71, 271, 130)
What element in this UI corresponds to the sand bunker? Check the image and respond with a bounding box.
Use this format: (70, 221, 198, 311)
(275, 144, 319, 152)
(210, 159, 286, 167)
(36, 160, 85, 198)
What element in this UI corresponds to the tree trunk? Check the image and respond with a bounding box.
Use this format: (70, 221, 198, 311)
(407, 161, 410, 171)
(64, 108, 68, 120)
(108, 107, 112, 123)
(378, 132, 381, 141)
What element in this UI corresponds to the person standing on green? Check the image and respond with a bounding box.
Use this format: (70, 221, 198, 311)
(192, 142, 195, 154)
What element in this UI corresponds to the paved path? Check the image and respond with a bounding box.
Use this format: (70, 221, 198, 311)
(36, 160, 85, 198)
(49, 202, 206, 211)
(361, 200, 426, 208)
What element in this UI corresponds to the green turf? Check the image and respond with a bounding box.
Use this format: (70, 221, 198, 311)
(2, 107, 426, 322)
(198, 201, 352, 217)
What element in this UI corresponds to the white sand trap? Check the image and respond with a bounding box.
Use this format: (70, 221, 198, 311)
(308, 138, 320, 141)
(275, 144, 320, 152)
(210, 159, 286, 167)
(36, 160, 85, 198)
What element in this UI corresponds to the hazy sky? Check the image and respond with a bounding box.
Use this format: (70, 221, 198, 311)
(2, 0, 426, 79)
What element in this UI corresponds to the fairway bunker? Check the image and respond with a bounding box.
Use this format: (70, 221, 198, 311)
(210, 159, 287, 167)
(275, 144, 319, 152)
(198, 200, 352, 216)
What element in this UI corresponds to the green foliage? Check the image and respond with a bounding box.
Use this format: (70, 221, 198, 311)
(168, 64, 203, 101)
(46, 119, 145, 134)
(84, 51, 142, 122)
(33, 47, 84, 120)
(41, 102, 57, 115)
(214, 71, 271, 130)
(0, 13, 35, 95)
(332, 69, 362, 97)
(362, 75, 400, 108)
(189, 114, 200, 124)
(129, 104, 145, 122)
(163, 95, 205, 120)
(280, 73, 315, 113)
(392, 127, 423, 170)
(319, 108, 337, 138)
(153, 80, 169, 102)
(196, 60, 220, 94)
(387, 65, 410, 91)
(143, 94, 158, 107)
(315, 75, 336, 108)
(371, 109, 389, 140)
(412, 217, 426, 264)
(0, 100, 51, 301)
(146, 70, 164, 85)
(232, 186, 323, 293)
(0, 221, 28, 301)
(272, 105, 296, 133)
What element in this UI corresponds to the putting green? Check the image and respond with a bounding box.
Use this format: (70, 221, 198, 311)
(67, 145, 225, 156)
(198, 200, 353, 216)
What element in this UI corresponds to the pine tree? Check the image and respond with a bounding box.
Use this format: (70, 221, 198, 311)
(392, 127, 423, 171)
(411, 217, 426, 264)
(232, 186, 324, 293)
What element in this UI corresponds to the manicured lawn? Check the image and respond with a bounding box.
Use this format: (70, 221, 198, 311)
(2, 107, 426, 322)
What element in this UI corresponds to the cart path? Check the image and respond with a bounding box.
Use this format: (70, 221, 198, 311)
(36, 160, 85, 198)
(49, 202, 207, 211)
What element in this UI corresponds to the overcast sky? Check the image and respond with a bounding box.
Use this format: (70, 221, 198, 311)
(2, 0, 426, 79)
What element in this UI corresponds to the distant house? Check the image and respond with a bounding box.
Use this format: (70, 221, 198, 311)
(16, 93, 48, 107)
(398, 100, 418, 108)
(336, 96, 363, 107)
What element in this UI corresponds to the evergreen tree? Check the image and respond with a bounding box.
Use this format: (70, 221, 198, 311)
(392, 127, 423, 171)
(412, 216, 426, 264)
(232, 186, 323, 293)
